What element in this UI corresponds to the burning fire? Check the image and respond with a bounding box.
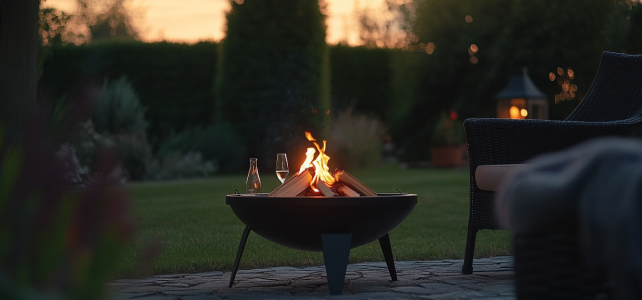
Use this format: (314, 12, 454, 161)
(269, 132, 377, 198)
(298, 132, 336, 192)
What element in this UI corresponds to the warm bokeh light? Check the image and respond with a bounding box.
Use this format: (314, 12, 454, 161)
(567, 68, 575, 79)
(469, 56, 478, 64)
(498, 99, 535, 119)
(509, 106, 521, 119)
(43, 0, 393, 45)
(426, 42, 436, 54)
(470, 44, 478, 53)
(553, 67, 578, 103)
(465, 15, 473, 23)
(548, 72, 556, 81)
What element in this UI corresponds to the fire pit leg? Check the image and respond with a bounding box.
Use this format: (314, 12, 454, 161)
(229, 226, 252, 288)
(378, 233, 398, 281)
(321, 233, 352, 295)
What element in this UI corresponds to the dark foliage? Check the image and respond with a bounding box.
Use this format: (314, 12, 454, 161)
(157, 124, 247, 174)
(114, 132, 153, 181)
(214, 0, 330, 169)
(38, 0, 642, 165)
(39, 41, 219, 146)
(329, 45, 393, 121)
(0, 93, 135, 299)
(38, 7, 73, 47)
(390, 0, 642, 161)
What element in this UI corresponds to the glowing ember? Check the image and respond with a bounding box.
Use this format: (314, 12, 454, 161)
(298, 132, 336, 192)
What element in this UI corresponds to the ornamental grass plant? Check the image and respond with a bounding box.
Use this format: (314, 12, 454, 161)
(327, 109, 385, 170)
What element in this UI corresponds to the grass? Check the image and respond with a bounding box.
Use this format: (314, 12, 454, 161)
(114, 165, 511, 278)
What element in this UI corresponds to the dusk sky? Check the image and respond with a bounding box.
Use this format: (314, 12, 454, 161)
(43, 0, 378, 45)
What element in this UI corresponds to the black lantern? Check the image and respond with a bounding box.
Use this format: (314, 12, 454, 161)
(495, 68, 548, 119)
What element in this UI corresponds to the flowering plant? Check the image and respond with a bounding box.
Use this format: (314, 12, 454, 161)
(431, 110, 465, 146)
(0, 85, 136, 299)
(0, 126, 136, 300)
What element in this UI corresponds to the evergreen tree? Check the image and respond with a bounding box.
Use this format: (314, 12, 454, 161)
(215, 0, 330, 161)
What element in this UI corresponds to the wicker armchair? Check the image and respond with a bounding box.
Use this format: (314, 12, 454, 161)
(462, 51, 642, 275)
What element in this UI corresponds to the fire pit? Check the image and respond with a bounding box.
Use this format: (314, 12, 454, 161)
(226, 193, 416, 295)
(227, 132, 417, 295)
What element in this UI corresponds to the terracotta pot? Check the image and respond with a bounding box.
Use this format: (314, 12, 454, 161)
(431, 146, 463, 168)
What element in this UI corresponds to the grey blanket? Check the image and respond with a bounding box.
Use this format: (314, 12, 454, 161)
(496, 137, 642, 300)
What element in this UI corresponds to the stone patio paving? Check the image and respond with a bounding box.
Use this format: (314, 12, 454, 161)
(108, 256, 514, 300)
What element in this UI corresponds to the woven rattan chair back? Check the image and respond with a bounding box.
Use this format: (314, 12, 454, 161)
(566, 52, 642, 122)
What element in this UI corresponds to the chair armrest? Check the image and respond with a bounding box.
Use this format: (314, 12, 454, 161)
(464, 118, 634, 169)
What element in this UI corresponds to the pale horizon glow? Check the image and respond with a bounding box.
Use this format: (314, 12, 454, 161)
(42, 0, 376, 45)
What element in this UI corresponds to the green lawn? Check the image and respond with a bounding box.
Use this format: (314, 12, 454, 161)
(115, 165, 511, 278)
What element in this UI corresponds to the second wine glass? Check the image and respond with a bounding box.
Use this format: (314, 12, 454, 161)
(275, 153, 289, 184)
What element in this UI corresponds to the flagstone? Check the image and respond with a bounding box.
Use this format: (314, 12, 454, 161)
(109, 257, 515, 300)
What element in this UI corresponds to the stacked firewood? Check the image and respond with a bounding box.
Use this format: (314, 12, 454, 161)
(268, 170, 377, 197)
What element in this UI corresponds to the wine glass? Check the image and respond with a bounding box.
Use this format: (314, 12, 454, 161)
(275, 153, 289, 184)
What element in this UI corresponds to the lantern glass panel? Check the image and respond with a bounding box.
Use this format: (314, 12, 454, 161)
(498, 98, 527, 119)
(526, 98, 548, 119)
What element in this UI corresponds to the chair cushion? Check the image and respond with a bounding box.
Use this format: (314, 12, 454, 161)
(475, 164, 528, 191)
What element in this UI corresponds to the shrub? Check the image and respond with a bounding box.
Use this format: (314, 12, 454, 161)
(93, 75, 148, 135)
(75, 120, 151, 182)
(56, 143, 91, 187)
(114, 132, 154, 181)
(75, 120, 117, 170)
(157, 124, 247, 173)
(327, 109, 385, 170)
(41, 41, 219, 144)
(79, 77, 155, 181)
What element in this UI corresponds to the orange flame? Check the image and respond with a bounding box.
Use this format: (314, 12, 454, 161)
(298, 147, 316, 175)
(305, 132, 316, 142)
(298, 132, 335, 191)
(311, 140, 336, 186)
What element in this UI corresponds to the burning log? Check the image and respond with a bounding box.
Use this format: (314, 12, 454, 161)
(268, 132, 378, 198)
(269, 171, 313, 197)
(335, 170, 377, 196)
(335, 183, 360, 197)
(317, 181, 337, 197)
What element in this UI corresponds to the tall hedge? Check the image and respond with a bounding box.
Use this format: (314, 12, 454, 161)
(329, 45, 393, 121)
(214, 0, 330, 162)
(40, 41, 218, 144)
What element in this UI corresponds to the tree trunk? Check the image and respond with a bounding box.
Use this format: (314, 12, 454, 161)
(0, 0, 39, 143)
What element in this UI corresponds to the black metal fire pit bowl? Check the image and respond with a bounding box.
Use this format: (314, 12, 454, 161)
(226, 193, 417, 295)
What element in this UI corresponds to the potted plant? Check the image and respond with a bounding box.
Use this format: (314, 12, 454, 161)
(431, 111, 465, 168)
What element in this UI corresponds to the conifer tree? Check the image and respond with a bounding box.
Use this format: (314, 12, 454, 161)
(215, 0, 330, 160)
